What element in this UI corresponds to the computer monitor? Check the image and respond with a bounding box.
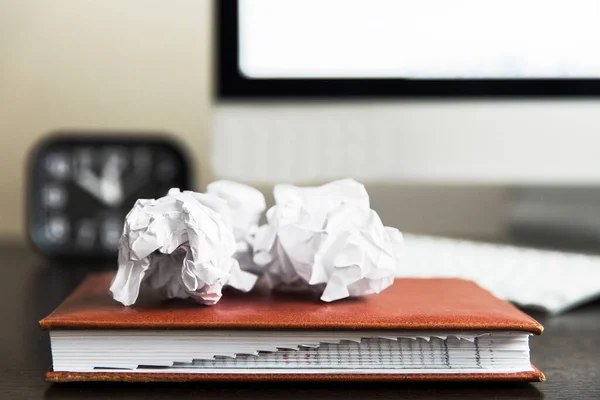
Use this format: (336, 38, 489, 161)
(213, 0, 600, 184)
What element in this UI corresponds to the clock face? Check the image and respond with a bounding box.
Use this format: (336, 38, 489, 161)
(28, 136, 191, 258)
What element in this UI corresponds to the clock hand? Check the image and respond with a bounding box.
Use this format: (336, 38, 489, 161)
(74, 168, 111, 205)
(100, 154, 125, 207)
(116, 151, 153, 202)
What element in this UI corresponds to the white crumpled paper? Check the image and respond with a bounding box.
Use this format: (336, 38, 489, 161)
(206, 180, 266, 274)
(253, 179, 404, 302)
(110, 188, 258, 306)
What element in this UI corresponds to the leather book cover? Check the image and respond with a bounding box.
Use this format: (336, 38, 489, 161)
(45, 368, 545, 383)
(40, 273, 544, 382)
(40, 272, 543, 333)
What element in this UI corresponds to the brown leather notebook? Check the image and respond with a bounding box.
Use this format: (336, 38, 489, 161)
(41, 273, 544, 383)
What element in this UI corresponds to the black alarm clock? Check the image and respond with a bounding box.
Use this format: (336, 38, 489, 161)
(27, 134, 191, 259)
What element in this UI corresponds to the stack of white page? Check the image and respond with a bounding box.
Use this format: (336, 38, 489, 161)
(50, 330, 532, 374)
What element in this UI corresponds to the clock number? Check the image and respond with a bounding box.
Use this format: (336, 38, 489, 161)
(45, 215, 70, 244)
(101, 217, 123, 250)
(133, 147, 151, 173)
(156, 155, 177, 181)
(42, 183, 67, 209)
(76, 219, 97, 249)
(44, 153, 70, 180)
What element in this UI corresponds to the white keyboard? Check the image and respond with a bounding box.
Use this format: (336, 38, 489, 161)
(398, 234, 600, 314)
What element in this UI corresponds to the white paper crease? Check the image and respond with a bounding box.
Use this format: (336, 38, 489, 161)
(253, 179, 404, 302)
(110, 187, 258, 306)
(206, 180, 266, 274)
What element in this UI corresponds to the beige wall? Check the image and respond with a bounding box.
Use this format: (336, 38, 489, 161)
(0, 0, 213, 240)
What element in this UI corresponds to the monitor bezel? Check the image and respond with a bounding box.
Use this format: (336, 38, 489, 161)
(217, 0, 600, 98)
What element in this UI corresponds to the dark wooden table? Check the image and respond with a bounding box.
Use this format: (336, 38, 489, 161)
(1, 243, 599, 399)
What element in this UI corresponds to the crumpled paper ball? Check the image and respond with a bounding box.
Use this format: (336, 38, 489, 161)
(253, 179, 404, 302)
(110, 188, 258, 306)
(206, 180, 266, 275)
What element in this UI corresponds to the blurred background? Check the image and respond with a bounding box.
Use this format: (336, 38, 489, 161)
(3, 0, 600, 253)
(1, 0, 211, 243)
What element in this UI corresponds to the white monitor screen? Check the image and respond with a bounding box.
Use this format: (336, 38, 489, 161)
(239, 0, 600, 79)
